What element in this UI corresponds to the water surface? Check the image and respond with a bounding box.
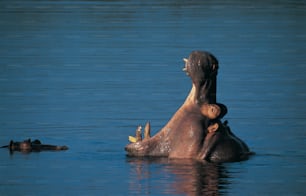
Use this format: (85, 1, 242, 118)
(0, 0, 306, 195)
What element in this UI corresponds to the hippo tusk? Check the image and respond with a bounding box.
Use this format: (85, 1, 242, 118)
(144, 121, 151, 140)
(135, 125, 142, 142)
(128, 136, 137, 143)
(128, 125, 142, 143)
(182, 58, 189, 73)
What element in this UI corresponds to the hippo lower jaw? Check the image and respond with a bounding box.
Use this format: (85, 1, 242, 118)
(125, 118, 252, 163)
(125, 122, 171, 157)
(125, 85, 213, 159)
(125, 140, 151, 157)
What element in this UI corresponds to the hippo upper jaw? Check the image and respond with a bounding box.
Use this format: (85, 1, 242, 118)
(183, 51, 219, 105)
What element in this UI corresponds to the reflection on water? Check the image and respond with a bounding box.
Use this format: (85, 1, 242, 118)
(1, 0, 306, 195)
(127, 157, 230, 195)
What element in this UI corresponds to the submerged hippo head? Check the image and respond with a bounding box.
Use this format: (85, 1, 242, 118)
(1, 138, 69, 153)
(9, 139, 32, 152)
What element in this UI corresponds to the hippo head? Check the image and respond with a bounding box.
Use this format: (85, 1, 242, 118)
(200, 103, 227, 120)
(9, 139, 32, 152)
(183, 51, 219, 104)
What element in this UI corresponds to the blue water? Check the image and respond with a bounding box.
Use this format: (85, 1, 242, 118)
(1, 0, 306, 195)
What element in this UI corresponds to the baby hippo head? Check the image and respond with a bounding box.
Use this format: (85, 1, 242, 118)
(200, 103, 227, 120)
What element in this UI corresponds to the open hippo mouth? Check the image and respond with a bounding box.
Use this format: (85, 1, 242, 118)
(125, 51, 251, 163)
(182, 51, 218, 84)
(182, 51, 219, 105)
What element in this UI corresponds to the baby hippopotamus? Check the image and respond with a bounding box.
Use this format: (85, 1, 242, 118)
(198, 120, 252, 162)
(1, 139, 68, 153)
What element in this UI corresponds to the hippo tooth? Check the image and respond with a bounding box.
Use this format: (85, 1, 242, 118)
(128, 136, 137, 143)
(183, 58, 188, 63)
(144, 121, 151, 140)
(135, 125, 142, 142)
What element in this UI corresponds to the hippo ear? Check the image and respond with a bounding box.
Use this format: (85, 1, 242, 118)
(216, 103, 227, 119)
(207, 123, 219, 133)
(9, 140, 14, 150)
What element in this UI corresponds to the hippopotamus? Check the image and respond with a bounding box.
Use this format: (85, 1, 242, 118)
(198, 120, 251, 162)
(1, 138, 68, 153)
(125, 50, 252, 162)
